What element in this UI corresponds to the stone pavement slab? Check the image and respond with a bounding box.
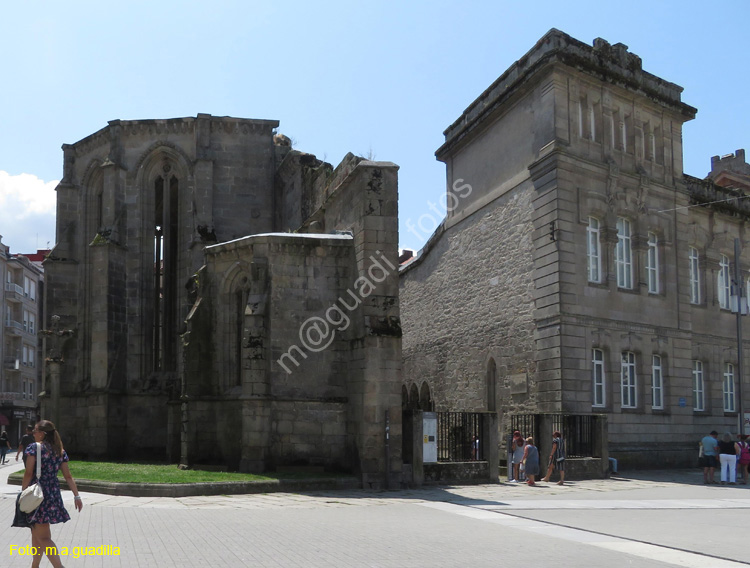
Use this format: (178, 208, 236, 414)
(0, 464, 747, 567)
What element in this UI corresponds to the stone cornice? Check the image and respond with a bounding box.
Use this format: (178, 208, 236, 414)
(437, 29, 696, 160)
(69, 115, 280, 158)
(683, 174, 750, 220)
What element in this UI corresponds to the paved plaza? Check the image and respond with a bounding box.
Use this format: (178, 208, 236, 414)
(0, 459, 747, 567)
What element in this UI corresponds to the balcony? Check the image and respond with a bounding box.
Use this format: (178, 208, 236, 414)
(3, 357, 20, 371)
(4, 282, 24, 302)
(0, 392, 24, 405)
(4, 319, 23, 335)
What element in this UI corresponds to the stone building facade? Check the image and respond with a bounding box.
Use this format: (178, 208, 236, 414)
(0, 239, 43, 442)
(43, 115, 402, 485)
(400, 29, 749, 468)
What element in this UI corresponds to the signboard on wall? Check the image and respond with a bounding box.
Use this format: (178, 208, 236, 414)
(423, 412, 437, 464)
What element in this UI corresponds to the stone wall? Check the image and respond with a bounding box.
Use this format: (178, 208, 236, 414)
(400, 182, 538, 421)
(44, 116, 402, 487)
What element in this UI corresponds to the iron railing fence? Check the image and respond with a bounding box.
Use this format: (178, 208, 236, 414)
(551, 414, 594, 458)
(509, 414, 596, 458)
(437, 412, 484, 462)
(509, 414, 540, 448)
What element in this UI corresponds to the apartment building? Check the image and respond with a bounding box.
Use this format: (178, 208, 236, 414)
(0, 236, 43, 443)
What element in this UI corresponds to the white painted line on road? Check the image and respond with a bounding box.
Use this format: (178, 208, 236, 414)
(419, 501, 747, 568)
(472, 498, 750, 510)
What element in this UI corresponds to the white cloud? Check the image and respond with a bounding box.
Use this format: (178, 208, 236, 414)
(0, 171, 58, 254)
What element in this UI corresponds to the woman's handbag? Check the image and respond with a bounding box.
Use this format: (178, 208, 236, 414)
(18, 443, 44, 513)
(11, 494, 33, 528)
(698, 443, 707, 468)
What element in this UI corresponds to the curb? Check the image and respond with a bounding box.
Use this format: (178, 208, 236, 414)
(7, 475, 362, 498)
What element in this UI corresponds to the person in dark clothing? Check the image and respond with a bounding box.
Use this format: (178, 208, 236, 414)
(15, 425, 34, 464)
(0, 430, 9, 464)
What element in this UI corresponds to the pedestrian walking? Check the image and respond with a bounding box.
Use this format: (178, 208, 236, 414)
(15, 425, 34, 464)
(13, 420, 83, 568)
(0, 430, 10, 464)
(541, 430, 566, 485)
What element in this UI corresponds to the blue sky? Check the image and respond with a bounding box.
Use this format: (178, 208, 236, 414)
(1, 0, 748, 254)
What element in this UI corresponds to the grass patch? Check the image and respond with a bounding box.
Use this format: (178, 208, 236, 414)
(9, 461, 352, 484)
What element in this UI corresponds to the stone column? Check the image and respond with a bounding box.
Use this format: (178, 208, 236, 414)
(44, 361, 61, 425)
(483, 412, 499, 483)
(593, 413, 609, 478)
(411, 411, 424, 487)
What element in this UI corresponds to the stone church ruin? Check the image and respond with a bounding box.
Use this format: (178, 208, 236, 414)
(43, 115, 402, 486)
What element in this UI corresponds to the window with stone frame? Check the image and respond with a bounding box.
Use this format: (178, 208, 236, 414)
(723, 363, 736, 412)
(651, 355, 664, 410)
(646, 232, 659, 294)
(621, 351, 637, 408)
(577, 96, 598, 141)
(592, 348, 605, 407)
(718, 254, 731, 310)
(587, 217, 602, 283)
(689, 247, 701, 304)
(615, 217, 633, 289)
(692, 360, 705, 411)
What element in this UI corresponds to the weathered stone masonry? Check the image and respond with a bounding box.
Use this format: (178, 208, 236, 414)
(44, 115, 402, 485)
(401, 29, 750, 469)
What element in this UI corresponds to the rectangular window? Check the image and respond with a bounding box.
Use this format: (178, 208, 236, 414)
(646, 232, 659, 294)
(577, 99, 584, 138)
(22, 380, 27, 400)
(30, 281, 36, 301)
(593, 349, 605, 407)
(589, 105, 596, 142)
(24, 276, 30, 297)
(620, 120, 627, 152)
(28, 380, 34, 400)
(693, 360, 705, 411)
(22, 310, 28, 332)
(615, 218, 633, 289)
(718, 254, 731, 309)
(587, 217, 601, 283)
(22, 345, 28, 366)
(689, 247, 701, 304)
(28, 348, 34, 368)
(724, 363, 736, 412)
(621, 351, 637, 408)
(649, 132, 656, 161)
(652, 355, 663, 409)
(29, 313, 35, 335)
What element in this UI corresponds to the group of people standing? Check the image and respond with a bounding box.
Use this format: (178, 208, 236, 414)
(509, 430, 566, 486)
(700, 430, 750, 485)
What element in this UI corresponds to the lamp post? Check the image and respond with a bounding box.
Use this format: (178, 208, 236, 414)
(734, 239, 746, 436)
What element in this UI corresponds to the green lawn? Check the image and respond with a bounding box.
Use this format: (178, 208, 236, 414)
(9, 461, 351, 484)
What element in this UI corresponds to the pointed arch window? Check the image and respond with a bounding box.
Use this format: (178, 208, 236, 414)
(152, 171, 180, 372)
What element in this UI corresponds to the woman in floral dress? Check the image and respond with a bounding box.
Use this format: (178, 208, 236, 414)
(21, 420, 83, 568)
